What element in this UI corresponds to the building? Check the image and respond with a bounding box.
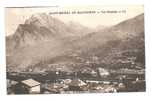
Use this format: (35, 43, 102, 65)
(21, 79, 41, 94)
(97, 68, 110, 77)
(86, 80, 100, 84)
(61, 79, 72, 85)
(45, 83, 69, 94)
(69, 79, 87, 91)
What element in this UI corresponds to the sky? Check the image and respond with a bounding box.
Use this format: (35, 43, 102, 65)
(5, 5, 144, 36)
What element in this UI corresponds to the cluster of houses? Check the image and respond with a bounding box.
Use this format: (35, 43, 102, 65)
(7, 74, 144, 94)
(7, 78, 118, 94)
(7, 64, 145, 95)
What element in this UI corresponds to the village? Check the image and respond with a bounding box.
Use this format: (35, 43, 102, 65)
(7, 66, 145, 94)
(7, 52, 145, 94)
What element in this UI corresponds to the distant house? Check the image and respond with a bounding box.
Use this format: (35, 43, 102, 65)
(69, 79, 87, 91)
(45, 83, 68, 93)
(86, 80, 100, 84)
(61, 79, 72, 85)
(21, 79, 41, 94)
(97, 68, 110, 77)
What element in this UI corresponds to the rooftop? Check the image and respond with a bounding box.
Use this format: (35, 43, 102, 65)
(21, 79, 40, 87)
(69, 79, 86, 87)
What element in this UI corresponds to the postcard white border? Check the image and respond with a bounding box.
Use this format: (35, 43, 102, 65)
(0, 0, 151, 100)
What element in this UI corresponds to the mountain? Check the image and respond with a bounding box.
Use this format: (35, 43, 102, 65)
(6, 13, 145, 72)
(6, 13, 93, 52)
(66, 14, 144, 56)
(67, 21, 94, 37)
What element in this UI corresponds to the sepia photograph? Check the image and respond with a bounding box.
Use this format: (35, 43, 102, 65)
(5, 5, 145, 94)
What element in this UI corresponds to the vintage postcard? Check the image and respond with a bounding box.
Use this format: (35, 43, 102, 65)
(5, 5, 145, 94)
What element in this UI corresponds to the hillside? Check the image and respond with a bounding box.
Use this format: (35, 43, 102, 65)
(6, 13, 145, 72)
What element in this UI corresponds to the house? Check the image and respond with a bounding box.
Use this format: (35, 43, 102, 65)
(86, 80, 100, 84)
(69, 79, 87, 91)
(61, 79, 72, 85)
(117, 83, 126, 92)
(97, 68, 110, 77)
(104, 85, 117, 93)
(45, 83, 68, 94)
(21, 79, 41, 94)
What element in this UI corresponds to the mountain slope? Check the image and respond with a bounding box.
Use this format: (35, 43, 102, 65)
(6, 13, 145, 72)
(6, 13, 93, 52)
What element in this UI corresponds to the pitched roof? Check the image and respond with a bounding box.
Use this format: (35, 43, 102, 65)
(69, 79, 86, 87)
(21, 79, 40, 87)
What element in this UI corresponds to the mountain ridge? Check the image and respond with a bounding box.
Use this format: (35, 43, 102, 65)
(6, 13, 145, 72)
